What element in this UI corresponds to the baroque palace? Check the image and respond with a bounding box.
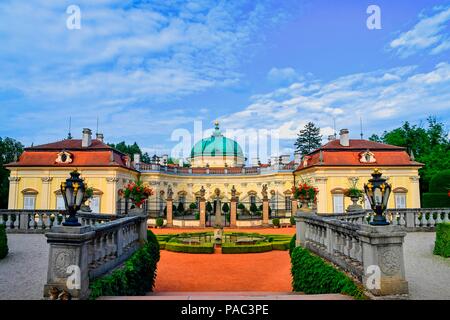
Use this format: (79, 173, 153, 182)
(6, 122, 422, 224)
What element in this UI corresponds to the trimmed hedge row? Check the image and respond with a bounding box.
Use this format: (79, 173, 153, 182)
(434, 223, 450, 258)
(222, 242, 273, 254)
(291, 246, 366, 299)
(0, 225, 8, 259)
(289, 234, 296, 256)
(271, 241, 290, 250)
(88, 230, 160, 299)
(165, 242, 215, 254)
(422, 193, 450, 208)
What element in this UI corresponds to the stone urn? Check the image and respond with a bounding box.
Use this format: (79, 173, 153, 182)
(128, 206, 146, 216)
(297, 198, 313, 214)
(346, 196, 363, 212)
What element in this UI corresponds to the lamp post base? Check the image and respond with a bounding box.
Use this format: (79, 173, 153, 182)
(62, 213, 81, 227)
(370, 213, 390, 226)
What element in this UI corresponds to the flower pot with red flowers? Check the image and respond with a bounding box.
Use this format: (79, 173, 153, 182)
(119, 180, 154, 216)
(344, 180, 364, 212)
(292, 180, 319, 214)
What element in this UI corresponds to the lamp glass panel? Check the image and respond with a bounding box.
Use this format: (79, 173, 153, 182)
(374, 189, 382, 205)
(65, 187, 74, 206)
(75, 187, 84, 207)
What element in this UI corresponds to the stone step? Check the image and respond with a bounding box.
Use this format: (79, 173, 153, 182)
(99, 292, 353, 300)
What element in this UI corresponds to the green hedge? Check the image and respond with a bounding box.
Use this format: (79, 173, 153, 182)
(422, 193, 450, 208)
(291, 246, 366, 299)
(88, 230, 160, 299)
(289, 234, 296, 256)
(222, 242, 272, 254)
(165, 242, 214, 254)
(434, 223, 450, 258)
(0, 225, 8, 259)
(429, 170, 450, 193)
(271, 241, 290, 251)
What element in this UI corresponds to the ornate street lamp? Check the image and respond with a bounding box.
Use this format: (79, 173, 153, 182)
(61, 170, 86, 226)
(364, 168, 392, 226)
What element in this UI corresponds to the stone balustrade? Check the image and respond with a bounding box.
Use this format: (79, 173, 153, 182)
(0, 209, 122, 233)
(322, 208, 450, 231)
(43, 211, 147, 299)
(296, 212, 409, 296)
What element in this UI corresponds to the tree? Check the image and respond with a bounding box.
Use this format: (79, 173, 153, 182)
(294, 122, 322, 155)
(370, 116, 450, 195)
(222, 202, 229, 213)
(206, 201, 213, 213)
(0, 137, 24, 208)
(108, 141, 152, 164)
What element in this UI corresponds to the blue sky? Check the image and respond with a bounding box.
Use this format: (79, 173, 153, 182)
(0, 0, 449, 161)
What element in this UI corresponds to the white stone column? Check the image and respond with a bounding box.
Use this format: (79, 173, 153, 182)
(8, 176, 20, 209)
(106, 177, 119, 214)
(409, 176, 421, 208)
(314, 177, 328, 214)
(41, 177, 53, 209)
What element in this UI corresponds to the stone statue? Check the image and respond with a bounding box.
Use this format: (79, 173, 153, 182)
(262, 184, 268, 199)
(167, 185, 173, 200)
(214, 188, 220, 197)
(231, 185, 236, 199)
(200, 186, 206, 199)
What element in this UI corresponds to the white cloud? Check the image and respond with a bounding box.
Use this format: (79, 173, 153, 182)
(390, 5, 450, 57)
(267, 67, 302, 85)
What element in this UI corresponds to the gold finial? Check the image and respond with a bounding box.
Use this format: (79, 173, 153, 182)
(373, 168, 381, 174)
(214, 120, 219, 128)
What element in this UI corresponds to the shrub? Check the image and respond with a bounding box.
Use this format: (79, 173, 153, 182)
(222, 242, 272, 254)
(89, 230, 160, 299)
(272, 218, 280, 227)
(250, 203, 258, 214)
(289, 234, 296, 256)
(194, 212, 200, 220)
(206, 201, 213, 213)
(177, 202, 185, 214)
(189, 202, 197, 210)
(165, 242, 214, 254)
(434, 223, 450, 258)
(237, 203, 245, 210)
(429, 170, 450, 193)
(290, 216, 296, 226)
(291, 246, 366, 299)
(222, 203, 230, 213)
(0, 225, 8, 259)
(422, 193, 450, 208)
(156, 217, 164, 227)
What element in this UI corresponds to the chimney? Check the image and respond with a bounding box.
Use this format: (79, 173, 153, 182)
(134, 153, 140, 164)
(328, 135, 336, 142)
(294, 151, 302, 164)
(339, 129, 349, 147)
(96, 133, 104, 142)
(82, 128, 92, 148)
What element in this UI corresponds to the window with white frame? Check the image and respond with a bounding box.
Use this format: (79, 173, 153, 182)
(285, 196, 291, 210)
(394, 193, 406, 209)
(333, 194, 344, 213)
(56, 195, 65, 210)
(23, 195, 36, 210)
(90, 196, 101, 213)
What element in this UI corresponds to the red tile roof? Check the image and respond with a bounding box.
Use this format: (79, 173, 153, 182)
(295, 139, 422, 171)
(6, 139, 135, 170)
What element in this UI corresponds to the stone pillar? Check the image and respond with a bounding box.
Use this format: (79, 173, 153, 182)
(357, 225, 409, 296)
(409, 176, 421, 208)
(106, 177, 119, 214)
(8, 176, 20, 209)
(41, 177, 53, 209)
(166, 198, 173, 227)
(262, 197, 269, 226)
(199, 199, 206, 227)
(295, 215, 307, 246)
(44, 225, 94, 299)
(291, 198, 298, 216)
(314, 177, 328, 213)
(230, 199, 237, 227)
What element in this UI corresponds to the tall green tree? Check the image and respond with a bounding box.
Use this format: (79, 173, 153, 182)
(371, 116, 450, 195)
(0, 137, 24, 208)
(294, 122, 322, 155)
(108, 141, 152, 164)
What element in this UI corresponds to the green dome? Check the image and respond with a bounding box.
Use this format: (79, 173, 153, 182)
(190, 122, 244, 159)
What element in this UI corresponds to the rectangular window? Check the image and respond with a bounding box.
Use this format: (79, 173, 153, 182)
(250, 195, 256, 204)
(179, 196, 185, 204)
(24, 195, 36, 210)
(395, 193, 406, 209)
(333, 194, 344, 213)
(56, 195, 65, 210)
(285, 196, 291, 210)
(91, 196, 100, 213)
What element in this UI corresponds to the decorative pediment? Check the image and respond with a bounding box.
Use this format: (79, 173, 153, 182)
(21, 188, 38, 195)
(359, 150, 376, 163)
(393, 187, 408, 193)
(55, 151, 73, 164)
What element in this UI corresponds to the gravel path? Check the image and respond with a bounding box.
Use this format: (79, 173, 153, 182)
(404, 232, 450, 300)
(0, 234, 48, 300)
